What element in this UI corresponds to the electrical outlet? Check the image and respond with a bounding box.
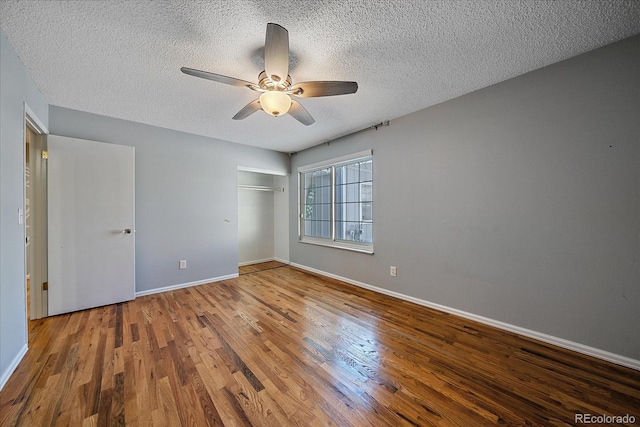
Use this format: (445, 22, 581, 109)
(179, 260, 187, 270)
(390, 266, 397, 277)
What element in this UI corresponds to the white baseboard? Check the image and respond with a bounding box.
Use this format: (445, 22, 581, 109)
(135, 273, 239, 297)
(0, 344, 28, 391)
(238, 258, 290, 267)
(290, 262, 640, 371)
(238, 258, 275, 267)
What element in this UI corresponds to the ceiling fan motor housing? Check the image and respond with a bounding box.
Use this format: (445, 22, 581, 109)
(258, 70, 292, 91)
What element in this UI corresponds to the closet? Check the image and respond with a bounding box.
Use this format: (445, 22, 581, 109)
(237, 170, 289, 267)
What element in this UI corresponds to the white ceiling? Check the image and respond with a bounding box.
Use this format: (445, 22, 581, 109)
(1, 1, 639, 153)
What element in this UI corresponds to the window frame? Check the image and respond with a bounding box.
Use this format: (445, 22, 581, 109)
(359, 181, 373, 223)
(298, 150, 373, 254)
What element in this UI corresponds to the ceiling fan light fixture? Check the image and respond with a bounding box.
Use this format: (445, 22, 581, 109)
(260, 91, 291, 117)
(181, 23, 358, 125)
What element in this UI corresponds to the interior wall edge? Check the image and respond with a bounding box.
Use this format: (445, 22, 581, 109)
(0, 344, 28, 391)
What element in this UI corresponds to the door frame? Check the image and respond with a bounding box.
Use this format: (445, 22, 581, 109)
(24, 103, 48, 320)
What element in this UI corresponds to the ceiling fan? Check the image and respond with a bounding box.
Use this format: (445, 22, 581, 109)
(181, 23, 358, 126)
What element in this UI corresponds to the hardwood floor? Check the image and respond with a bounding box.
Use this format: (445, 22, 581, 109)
(239, 261, 288, 276)
(1, 264, 638, 426)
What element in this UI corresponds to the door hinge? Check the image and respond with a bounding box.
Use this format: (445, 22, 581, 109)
(42, 282, 48, 291)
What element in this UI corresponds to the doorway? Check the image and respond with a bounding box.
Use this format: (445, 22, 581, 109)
(24, 106, 48, 320)
(237, 168, 289, 274)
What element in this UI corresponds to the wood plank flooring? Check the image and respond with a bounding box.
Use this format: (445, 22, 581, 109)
(1, 264, 638, 426)
(239, 261, 288, 276)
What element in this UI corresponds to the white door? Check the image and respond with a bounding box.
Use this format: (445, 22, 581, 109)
(47, 135, 135, 316)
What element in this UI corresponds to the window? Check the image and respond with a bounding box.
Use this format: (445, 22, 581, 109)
(299, 150, 373, 253)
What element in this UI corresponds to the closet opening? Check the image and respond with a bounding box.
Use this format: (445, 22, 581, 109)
(237, 168, 289, 275)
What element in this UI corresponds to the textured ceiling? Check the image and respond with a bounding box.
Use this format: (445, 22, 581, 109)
(1, 1, 639, 153)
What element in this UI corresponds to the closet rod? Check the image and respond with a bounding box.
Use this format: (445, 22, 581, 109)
(238, 184, 284, 192)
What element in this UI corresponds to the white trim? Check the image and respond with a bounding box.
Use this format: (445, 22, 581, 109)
(24, 103, 48, 134)
(298, 149, 372, 173)
(238, 258, 275, 267)
(23, 103, 49, 321)
(135, 273, 239, 297)
(290, 262, 640, 371)
(298, 238, 374, 254)
(237, 166, 288, 176)
(0, 344, 28, 391)
(239, 258, 291, 267)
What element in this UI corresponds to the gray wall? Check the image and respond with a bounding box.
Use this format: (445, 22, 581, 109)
(289, 35, 640, 360)
(0, 30, 49, 386)
(49, 106, 289, 293)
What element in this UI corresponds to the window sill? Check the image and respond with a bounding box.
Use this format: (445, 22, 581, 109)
(298, 237, 374, 254)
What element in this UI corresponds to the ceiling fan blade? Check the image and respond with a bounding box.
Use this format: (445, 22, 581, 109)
(181, 67, 256, 89)
(264, 23, 289, 84)
(288, 100, 315, 126)
(232, 99, 262, 120)
(290, 81, 358, 97)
